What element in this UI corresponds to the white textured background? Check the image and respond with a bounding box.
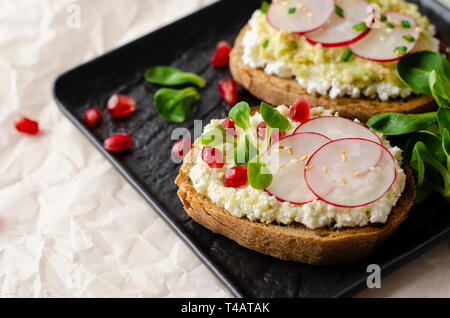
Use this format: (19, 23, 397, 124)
(0, 0, 449, 298)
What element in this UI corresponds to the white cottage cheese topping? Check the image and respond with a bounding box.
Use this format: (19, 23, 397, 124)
(188, 106, 406, 229)
(241, 10, 440, 101)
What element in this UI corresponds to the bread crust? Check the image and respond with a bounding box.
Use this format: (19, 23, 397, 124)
(230, 25, 440, 122)
(175, 147, 416, 265)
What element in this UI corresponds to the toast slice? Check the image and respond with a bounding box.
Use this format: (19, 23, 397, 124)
(230, 25, 442, 122)
(175, 146, 416, 265)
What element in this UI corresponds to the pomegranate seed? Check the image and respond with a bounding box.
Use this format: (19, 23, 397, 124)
(210, 41, 232, 67)
(14, 116, 39, 135)
(271, 129, 286, 143)
(218, 78, 237, 106)
(104, 133, 132, 152)
(107, 94, 136, 118)
(221, 118, 237, 137)
(257, 122, 267, 141)
(223, 165, 248, 188)
(201, 146, 225, 168)
(257, 122, 286, 143)
(172, 138, 192, 159)
(288, 97, 310, 123)
(84, 108, 102, 126)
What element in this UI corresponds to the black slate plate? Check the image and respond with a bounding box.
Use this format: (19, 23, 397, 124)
(53, 0, 450, 298)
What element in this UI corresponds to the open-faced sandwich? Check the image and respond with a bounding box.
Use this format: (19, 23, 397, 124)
(230, 0, 447, 121)
(175, 100, 415, 265)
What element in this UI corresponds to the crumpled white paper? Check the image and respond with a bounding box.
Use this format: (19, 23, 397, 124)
(0, 0, 448, 298)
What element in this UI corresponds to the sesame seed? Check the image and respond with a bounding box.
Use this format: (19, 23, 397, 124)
(279, 164, 285, 169)
(339, 177, 347, 184)
(370, 166, 377, 172)
(287, 147, 294, 155)
(341, 154, 347, 163)
(305, 165, 314, 170)
(278, 145, 284, 150)
(322, 166, 328, 174)
(354, 171, 361, 177)
(300, 155, 308, 161)
(290, 159, 299, 164)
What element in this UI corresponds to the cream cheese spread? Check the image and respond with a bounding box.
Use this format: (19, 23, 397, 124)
(188, 106, 406, 229)
(241, 4, 440, 101)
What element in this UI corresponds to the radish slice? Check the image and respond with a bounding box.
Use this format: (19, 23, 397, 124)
(306, 0, 373, 47)
(266, 0, 334, 34)
(305, 139, 397, 208)
(261, 133, 331, 204)
(349, 11, 419, 62)
(294, 116, 382, 144)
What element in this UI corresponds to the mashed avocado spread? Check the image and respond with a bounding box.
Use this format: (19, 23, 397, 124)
(242, 0, 440, 101)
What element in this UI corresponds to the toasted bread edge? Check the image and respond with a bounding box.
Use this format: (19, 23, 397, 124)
(175, 148, 415, 265)
(230, 25, 438, 122)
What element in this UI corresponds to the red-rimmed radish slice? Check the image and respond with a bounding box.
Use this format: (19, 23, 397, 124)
(305, 138, 397, 208)
(306, 0, 373, 47)
(266, 0, 334, 34)
(294, 116, 382, 144)
(349, 11, 419, 62)
(261, 132, 331, 204)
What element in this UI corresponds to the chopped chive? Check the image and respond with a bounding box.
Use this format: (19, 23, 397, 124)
(341, 48, 353, 62)
(288, 7, 296, 14)
(386, 22, 395, 28)
(401, 20, 411, 28)
(353, 22, 368, 32)
(402, 34, 415, 43)
(260, 0, 269, 13)
(380, 15, 387, 22)
(394, 46, 407, 56)
(334, 4, 344, 18)
(262, 39, 269, 48)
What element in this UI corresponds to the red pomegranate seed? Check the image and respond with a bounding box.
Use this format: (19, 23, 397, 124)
(201, 146, 225, 169)
(84, 108, 102, 126)
(223, 165, 248, 188)
(107, 94, 136, 118)
(221, 118, 237, 137)
(172, 138, 192, 159)
(257, 122, 286, 143)
(104, 133, 132, 152)
(210, 41, 232, 67)
(271, 129, 286, 143)
(288, 97, 310, 123)
(218, 78, 237, 106)
(257, 122, 267, 141)
(14, 116, 39, 135)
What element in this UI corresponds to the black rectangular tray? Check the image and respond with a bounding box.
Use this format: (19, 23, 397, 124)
(53, 0, 450, 298)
